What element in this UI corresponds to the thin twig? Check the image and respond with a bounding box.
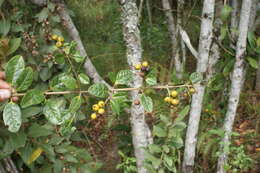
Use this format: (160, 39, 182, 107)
(12, 84, 192, 97)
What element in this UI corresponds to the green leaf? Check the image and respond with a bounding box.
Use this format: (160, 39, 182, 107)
(257, 37, 260, 47)
(146, 68, 157, 86)
(175, 105, 190, 122)
(247, 31, 256, 48)
(189, 72, 203, 84)
(144, 151, 162, 169)
(3, 102, 22, 133)
(7, 38, 21, 56)
(172, 136, 184, 149)
(72, 52, 85, 63)
(6, 55, 25, 84)
(21, 89, 45, 108)
(28, 124, 53, 138)
(153, 125, 167, 137)
(16, 67, 34, 91)
(60, 74, 77, 90)
(36, 8, 49, 22)
(148, 144, 162, 154)
(43, 98, 72, 125)
(88, 83, 108, 98)
(110, 99, 121, 115)
(220, 25, 228, 41)
(9, 132, 27, 149)
(173, 121, 186, 131)
(220, 5, 232, 21)
(0, 19, 10, 36)
(115, 70, 132, 85)
(69, 96, 82, 113)
(78, 73, 90, 85)
(140, 94, 153, 112)
(247, 57, 258, 69)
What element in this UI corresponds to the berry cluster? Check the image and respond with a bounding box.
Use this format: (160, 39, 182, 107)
(90, 101, 105, 120)
(164, 88, 196, 108)
(134, 61, 149, 72)
(51, 34, 65, 48)
(164, 90, 180, 107)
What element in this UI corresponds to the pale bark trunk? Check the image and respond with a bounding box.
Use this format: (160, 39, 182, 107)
(161, 0, 182, 79)
(179, 28, 199, 59)
(146, 0, 152, 26)
(217, 1, 252, 173)
(120, 1, 152, 173)
(230, 0, 239, 40)
(182, 1, 215, 173)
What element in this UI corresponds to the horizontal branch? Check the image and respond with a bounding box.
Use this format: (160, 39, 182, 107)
(12, 84, 193, 97)
(179, 27, 199, 59)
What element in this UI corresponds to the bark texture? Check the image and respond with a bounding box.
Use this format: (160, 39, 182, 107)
(182, 1, 215, 172)
(120, 1, 152, 173)
(230, 0, 239, 40)
(161, 0, 182, 79)
(217, 0, 252, 173)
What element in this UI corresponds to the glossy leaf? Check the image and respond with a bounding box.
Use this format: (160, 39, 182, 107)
(190, 72, 203, 84)
(115, 70, 132, 85)
(3, 102, 22, 133)
(69, 96, 82, 113)
(43, 98, 72, 125)
(0, 19, 10, 36)
(78, 73, 90, 85)
(21, 89, 45, 108)
(60, 74, 77, 90)
(140, 94, 153, 112)
(146, 68, 157, 86)
(16, 67, 34, 91)
(88, 83, 108, 98)
(6, 55, 25, 84)
(247, 57, 258, 69)
(7, 38, 21, 56)
(153, 125, 167, 137)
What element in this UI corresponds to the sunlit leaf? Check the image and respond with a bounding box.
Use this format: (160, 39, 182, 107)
(3, 102, 22, 133)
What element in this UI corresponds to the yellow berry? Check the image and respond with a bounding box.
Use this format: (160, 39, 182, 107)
(205, 109, 209, 112)
(171, 99, 179, 105)
(164, 97, 171, 103)
(98, 101, 105, 107)
(142, 61, 148, 67)
(171, 90, 178, 97)
(189, 88, 196, 94)
(134, 64, 142, 70)
(92, 104, 99, 111)
(55, 41, 63, 48)
(98, 108, 105, 114)
(58, 36, 64, 42)
(51, 34, 58, 40)
(91, 113, 97, 120)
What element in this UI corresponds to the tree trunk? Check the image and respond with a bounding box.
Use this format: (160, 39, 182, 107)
(182, 1, 215, 173)
(161, 0, 182, 80)
(230, 0, 239, 41)
(120, 1, 152, 173)
(217, 1, 252, 173)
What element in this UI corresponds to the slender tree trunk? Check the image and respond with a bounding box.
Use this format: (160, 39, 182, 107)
(120, 1, 152, 173)
(182, 1, 215, 173)
(230, 0, 239, 41)
(146, 0, 152, 26)
(217, 1, 252, 173)
(161, 0, 182, 79)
